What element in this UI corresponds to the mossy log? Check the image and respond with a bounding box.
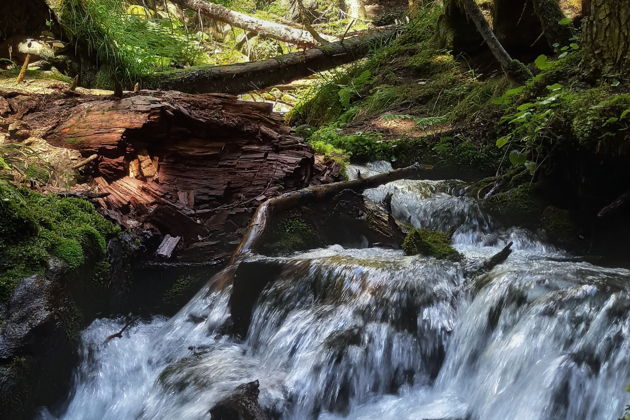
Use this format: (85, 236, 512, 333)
(142, 28, 398, 94)
(232, 163, 429, 262)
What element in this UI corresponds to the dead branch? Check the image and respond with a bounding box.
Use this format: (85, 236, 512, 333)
(231, 163, 431, 262)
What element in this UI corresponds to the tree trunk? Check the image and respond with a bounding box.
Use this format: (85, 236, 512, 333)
(459, 0, 533, 82)
(141, 28, 398, 94)
(582, 0, 629, 75)
(345, 0, 367, 19)
(532, 0, 574, 48)
(171, 0, 335, 47)
(438, 0, 484, 54)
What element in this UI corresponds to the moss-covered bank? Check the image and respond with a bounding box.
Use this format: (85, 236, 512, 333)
(0, 181, 118, 303)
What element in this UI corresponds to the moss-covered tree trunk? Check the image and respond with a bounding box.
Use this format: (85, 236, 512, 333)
(494, 0, 571, 52)
(437, 0, 484, 54)
(582, 0, 630, 76)
(532, 0, 574, 47)
(458, 0, 533, 82)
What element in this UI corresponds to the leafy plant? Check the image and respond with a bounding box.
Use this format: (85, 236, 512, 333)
(60, 0, 207, 86)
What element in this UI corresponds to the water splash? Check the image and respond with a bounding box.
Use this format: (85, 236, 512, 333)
(48, 171, 630, 420)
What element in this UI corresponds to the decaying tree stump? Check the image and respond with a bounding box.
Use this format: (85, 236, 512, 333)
(0, 89, 318, 261)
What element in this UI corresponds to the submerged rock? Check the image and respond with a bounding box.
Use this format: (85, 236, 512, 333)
(209, 380, 268, 420)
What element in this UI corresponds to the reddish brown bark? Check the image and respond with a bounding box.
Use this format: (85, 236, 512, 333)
(0, 89, 318, 260)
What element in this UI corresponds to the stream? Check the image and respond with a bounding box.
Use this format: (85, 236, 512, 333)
(43, 163, 630, 420)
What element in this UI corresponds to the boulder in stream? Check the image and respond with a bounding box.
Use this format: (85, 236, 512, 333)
(209, 380, 268, 420)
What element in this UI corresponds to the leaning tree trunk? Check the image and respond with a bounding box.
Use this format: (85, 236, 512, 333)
(142, 28, 398, 94)
(582, 0, 630, 76)
(459, 0, 533, 82)
(172, 0, 335, 47)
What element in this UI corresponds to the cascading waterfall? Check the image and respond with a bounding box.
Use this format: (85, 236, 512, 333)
(44, 162, 630, 420)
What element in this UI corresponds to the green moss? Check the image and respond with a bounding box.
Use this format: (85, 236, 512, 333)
(485, 184, 546, 226)
(402, 228, 461, 260)
(0, 181, 118, 302)
(162, 275, 196, 306)
(261, 215, 320, 255)
(541, 206, 577, 242)
(572, 93, 630, 153)
(53, 238, 84, 269)
(0, 69, 72, 83)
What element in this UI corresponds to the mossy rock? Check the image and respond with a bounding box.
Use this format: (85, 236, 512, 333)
(402, 228, 461, 260)
(541, 206, 577, 244)
(484, 184, 546, 227)
(0, 181, 118, 302)
(260, 215, 321, 255)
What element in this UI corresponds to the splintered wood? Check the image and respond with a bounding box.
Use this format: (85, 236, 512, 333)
(0, 90, 315, 261)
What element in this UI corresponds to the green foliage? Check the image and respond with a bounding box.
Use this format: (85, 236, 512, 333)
(431, 135, 497, 170)
(60, 0, 206, 86)
(309, 140, 349, 170)
(261, 215, 320, 255)
(402, 228, 461, 260)
(308, 126, 394, 163)
(0, 181, 118, 301)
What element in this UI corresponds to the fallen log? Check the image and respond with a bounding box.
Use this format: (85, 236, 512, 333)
(232, 163, 429, 261)
(0, 89, 320, 261)
(142, 28, 399, 94)
(173, 0, 334, 47)
(103, 318, 135, 344)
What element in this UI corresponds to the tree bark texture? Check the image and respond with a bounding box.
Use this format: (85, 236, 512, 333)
(142, 28, 398, 94)
(583, 0, 629, 75)
(532, 0, 574, 47)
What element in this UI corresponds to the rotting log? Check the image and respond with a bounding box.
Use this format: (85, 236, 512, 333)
(172, 0, 335, 47)
(142, 28, 399, 94)
(232, 163, 429, 262)
(0, 89, 330, 261)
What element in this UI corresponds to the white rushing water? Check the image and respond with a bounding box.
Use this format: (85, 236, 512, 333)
(44, 163, 630, 420)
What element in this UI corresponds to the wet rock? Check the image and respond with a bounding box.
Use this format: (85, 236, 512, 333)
(0, 259, 77, 419)
(209, 380, 268, 420)
(229, 260, 283, 338)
